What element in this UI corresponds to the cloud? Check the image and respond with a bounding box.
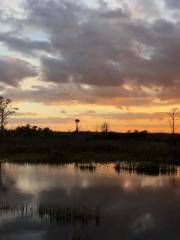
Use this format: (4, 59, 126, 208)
(0, 0, 180, 109)
(14, 111, 38, 116)
(4, 82, 147, 106)
(165, 0, 180, 9)
(0, 57, 37, 86)
(20, 1, 180, 92)
(95, 111, 167, 121)
(0, 32, 53, 56)
(10, 117, 72, 125)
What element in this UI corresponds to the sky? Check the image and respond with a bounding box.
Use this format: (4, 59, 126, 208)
(0, 0, 180, 132)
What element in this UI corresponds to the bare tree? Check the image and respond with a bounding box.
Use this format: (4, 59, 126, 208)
(169, 108, 179, 135)
(75, 119, 80, 132)
(95, 124, 99, 132)
(0, 97, 17, 130)
(101, 122, 109, 133)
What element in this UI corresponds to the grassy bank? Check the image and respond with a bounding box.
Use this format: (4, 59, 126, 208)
(0, 130, 179, 164)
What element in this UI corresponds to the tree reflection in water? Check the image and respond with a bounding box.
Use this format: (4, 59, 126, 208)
(0, 163, 8, 193)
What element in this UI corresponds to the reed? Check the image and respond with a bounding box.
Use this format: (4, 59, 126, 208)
(114, 162, 177, 175)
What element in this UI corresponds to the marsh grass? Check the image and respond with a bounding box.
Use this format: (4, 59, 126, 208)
(0, 131, 180, 165)
(38, 205, 101, 226)
(0, 203, 101, 226)
(114, 162, 177, 175)
(75, 163, 96, 172)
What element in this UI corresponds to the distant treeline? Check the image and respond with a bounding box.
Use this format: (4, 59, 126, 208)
(0, 124, 179, 165)
(0, 123, 154, 138)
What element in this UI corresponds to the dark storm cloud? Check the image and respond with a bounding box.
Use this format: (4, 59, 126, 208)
(1, 0, 180, 105)
(21, 0, 180, 90)
(41, 57, 70, 83)
(0, 57, 37, 86)
(98, 7, 130, 19)
(0, 32, 53, 56)
(23, 0, 132, 86)
(165, 0, 180, 9)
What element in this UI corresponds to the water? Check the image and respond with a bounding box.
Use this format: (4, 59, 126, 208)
(0, 163, 180, 239)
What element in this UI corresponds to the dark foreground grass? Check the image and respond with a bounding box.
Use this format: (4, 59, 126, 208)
(75, 162, 96, 172)
(114, 161, 177, 175)
(0, 203, 101, 226)
(39, 205, 101, 225)
(0, 131, 179, 165)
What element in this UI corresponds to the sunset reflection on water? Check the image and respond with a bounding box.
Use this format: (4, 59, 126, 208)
(0, 163, 180, 239)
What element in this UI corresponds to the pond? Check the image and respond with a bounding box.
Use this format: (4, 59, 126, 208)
(0, 163, 180, 239)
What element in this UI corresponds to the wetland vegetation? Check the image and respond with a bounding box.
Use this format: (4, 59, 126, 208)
(0, 126, 179, 167)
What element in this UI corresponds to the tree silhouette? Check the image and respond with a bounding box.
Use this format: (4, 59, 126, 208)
(0, 97, 17, 130)
(169, 108, 179, 135)
(75, 119, 80, 132)
(101, 122, 109, 133)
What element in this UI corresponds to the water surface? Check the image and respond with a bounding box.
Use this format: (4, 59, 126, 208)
(0, 163, 180, 240)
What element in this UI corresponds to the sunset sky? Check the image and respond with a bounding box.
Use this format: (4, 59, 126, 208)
(0, 0, 180, 132)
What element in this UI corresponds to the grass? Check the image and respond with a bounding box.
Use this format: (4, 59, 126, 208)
(0, 203, 101, 226)
(114, 161, 177, 175)
(75, 163, 96, 172)
(0, 130, 180, 166)
(39, 205, 101, 225)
